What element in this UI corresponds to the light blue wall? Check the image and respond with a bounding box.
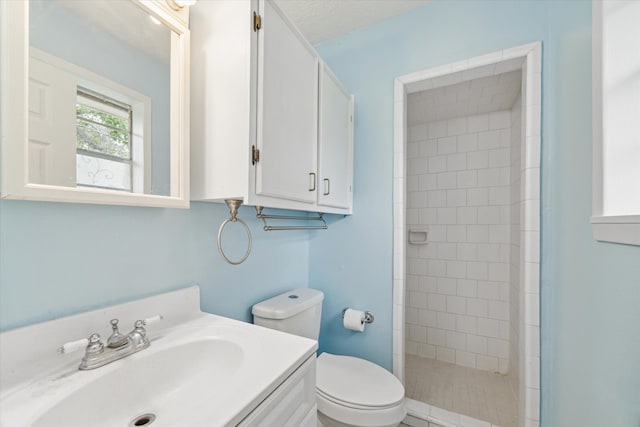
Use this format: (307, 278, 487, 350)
(311, 0, 548, 371)
(312, 1, 640, 427)
(0, 199, 309, 330)
(2, 5, 310, 333)
(543, 2, 640, 426)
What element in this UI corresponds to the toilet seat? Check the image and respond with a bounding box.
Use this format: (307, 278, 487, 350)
(316, 352, 405, 408)
(316, 353, 406, 426)
(316, 392, 406, 427)
(317, 388, 401, 410)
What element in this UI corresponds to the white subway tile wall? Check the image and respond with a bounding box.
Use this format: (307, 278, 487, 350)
(406, 111, 513, 373)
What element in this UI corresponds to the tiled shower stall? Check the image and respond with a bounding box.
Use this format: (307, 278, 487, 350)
(405, 107, 520, 375)
(393, 44, 542, 427)
(403, 88, 523, 426)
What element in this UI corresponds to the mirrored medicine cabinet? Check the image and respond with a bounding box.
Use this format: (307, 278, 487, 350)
(0, 0, 190, 208)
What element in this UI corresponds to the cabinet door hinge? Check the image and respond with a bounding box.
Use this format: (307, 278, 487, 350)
(253, 12, 262, 32)
(252, 145, 260, 165)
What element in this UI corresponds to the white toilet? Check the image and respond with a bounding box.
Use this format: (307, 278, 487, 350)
(252, 288, 406, 427)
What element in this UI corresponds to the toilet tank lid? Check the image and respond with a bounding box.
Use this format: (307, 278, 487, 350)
(252, 288, 324, 320)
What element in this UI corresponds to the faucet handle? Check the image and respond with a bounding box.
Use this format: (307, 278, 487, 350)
(58, 337, 89, 354)
(57, 333, 103, 355)
(128, 315, 163, 350)
(142, 315, 163, 326)
(130, 315, 163, 336)
(85, 333, 104, 356)
(134, 315, 163, 332)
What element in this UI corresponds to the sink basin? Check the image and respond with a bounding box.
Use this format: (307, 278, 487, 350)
(0, 286, 318, 427)
(33, 338, 243, 427)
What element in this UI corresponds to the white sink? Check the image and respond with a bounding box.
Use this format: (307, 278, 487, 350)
(0, 287, 317, 427)
(33, 338, 243, 427)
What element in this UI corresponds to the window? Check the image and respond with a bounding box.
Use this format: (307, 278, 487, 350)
(24, 48, 152, 196)
(592, 0, 640, 245)
(76, 88, 134, 192)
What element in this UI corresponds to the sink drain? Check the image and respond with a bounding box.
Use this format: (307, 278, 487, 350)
(130, 413, 156, 427)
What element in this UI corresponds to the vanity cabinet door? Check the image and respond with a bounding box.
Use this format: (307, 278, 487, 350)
(254, 0, 318, 204)
(238, 355, 316, 427)
(318, 63, 353, 210)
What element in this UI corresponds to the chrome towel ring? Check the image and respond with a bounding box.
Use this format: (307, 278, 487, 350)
(217, 199, 252, 265)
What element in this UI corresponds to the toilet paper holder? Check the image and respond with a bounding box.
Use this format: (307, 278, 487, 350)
(342, 308, 374, 324)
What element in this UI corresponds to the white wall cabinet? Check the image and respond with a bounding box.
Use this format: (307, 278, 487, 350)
(255, 0, 318, 205)
(318, 63, 354, 210)
(190, 0, 353, 215)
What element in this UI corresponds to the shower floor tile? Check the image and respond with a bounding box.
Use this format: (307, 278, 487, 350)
(405, 354, 518, 427)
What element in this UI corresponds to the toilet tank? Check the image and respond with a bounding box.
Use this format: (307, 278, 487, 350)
(252, 288, 323, 340)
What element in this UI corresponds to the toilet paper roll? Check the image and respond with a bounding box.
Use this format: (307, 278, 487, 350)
(343, 308, 365, 332)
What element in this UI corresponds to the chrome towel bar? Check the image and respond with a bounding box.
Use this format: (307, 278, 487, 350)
(255, 206, 328, 231)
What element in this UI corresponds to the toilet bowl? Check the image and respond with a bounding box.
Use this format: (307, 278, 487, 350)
(316, 353, 406, 427)
(252, 288, 407, 427)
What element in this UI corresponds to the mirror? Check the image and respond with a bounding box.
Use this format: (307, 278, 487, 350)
(1, 0, 189, 208)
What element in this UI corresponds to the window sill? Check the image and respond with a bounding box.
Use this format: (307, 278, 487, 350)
(591, 215, 640, 246)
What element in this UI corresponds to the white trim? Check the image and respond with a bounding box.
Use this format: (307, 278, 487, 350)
(0, 0, 190, 208)
(592, 0, 604, 219)
(591, 215, 640, 224)
(591, 216, 640, 246)
(392, 42, 542, 427)
(591, 0, 640, 245)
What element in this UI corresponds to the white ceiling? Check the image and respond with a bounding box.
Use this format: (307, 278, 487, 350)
(55, 0, 433, 62)
(54, 0, 170, 64)
(407, 68, 523, 126)
(274, 0, 432, 44)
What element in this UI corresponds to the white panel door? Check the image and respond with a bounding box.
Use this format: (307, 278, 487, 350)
(318, 64, 353, 209)
(255, 0, 318, 204)
(28, 55, 77, 187)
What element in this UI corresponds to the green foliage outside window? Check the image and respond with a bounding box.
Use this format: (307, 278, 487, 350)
(76, 104, 130, 159)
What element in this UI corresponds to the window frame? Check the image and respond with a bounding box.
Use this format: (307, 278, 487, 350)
(76, 87, 135, 192)
(591, 0, 640, 246)
(26, 48, 152, 195)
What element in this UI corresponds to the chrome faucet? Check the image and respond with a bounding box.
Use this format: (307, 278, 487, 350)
(107, 318, 128, 349)
(58, 315, 163, 370)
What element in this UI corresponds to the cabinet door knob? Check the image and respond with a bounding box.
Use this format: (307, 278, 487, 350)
(309, 173, 316, 192)
(323, 178, 330, 196)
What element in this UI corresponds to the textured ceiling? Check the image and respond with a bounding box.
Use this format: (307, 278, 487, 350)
(407, 69, 523, 125)
(274, 0, 432, 44)
(54, 0, 432, 60)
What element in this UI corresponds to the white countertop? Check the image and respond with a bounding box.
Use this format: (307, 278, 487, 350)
(0, 286, 317, 426)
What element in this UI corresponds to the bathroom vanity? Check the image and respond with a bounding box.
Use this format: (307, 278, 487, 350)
(0, 287, 318, 426)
